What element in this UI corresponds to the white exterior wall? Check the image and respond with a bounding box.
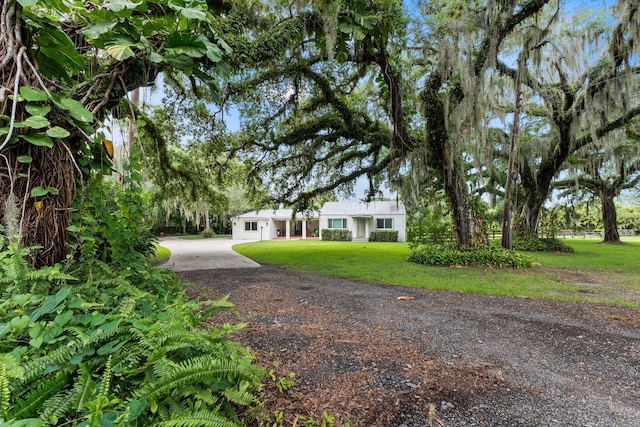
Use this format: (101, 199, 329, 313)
(319, 201, 407, 242)
(232, 217, 272, 240)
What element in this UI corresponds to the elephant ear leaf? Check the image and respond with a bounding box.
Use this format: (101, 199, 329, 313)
(30, 19, 85, 83)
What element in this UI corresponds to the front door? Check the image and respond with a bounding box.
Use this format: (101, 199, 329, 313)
(356, 219, 366, 239)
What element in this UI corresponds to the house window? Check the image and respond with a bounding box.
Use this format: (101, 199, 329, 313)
(328, 218, 347, 228)
(376, 218, 393, 229)
(244, 221, 258, 231)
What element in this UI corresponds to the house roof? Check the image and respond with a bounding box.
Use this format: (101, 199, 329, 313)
(235, 209, 317, 220)
(320, 201, 406, 216)
(235, 201, 406, 220)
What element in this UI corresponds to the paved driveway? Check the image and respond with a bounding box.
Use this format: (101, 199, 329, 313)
(158, 237, 260, 271)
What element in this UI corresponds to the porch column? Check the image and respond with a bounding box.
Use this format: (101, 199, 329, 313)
(286, 220, 291, 240)
(302, 221, 307, 239)
(365, 220, 370, 241)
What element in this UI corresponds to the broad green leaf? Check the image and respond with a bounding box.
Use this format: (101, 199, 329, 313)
(20, 86, 49, 102)
(59, 98, 94, 122)
(148, 52, 164, 63)
(31, 186, 49, 197)
(106, 44, 136, 60)
(164, 53, 194, 73)
(36, 20, 85, 73)
(67, 225, 81, 233)
(0, 127, 8, 136)
(47, 187, 60, 195)
(21, 133, 54, 148)
(106, 0, 142, 12)
(29, 336, 44, 348)
(179, 4, 207, 20)
(21, 115, 50, 129)
(82, 21, 117, 39)
(127, 397, 147, 422)
(46, 126, 71, 138)
(97, 339, 126, 355)
(11, 315, 31, 330)
(54, 310, 74, 327)
(165, 33, 207, 58)
(17, 0, 39, 6)
(205, 42, 223, 62)
(218, 38, 233, 55)
(338, 22, 353, 33)
(17, 155, 33, 163)
(42, 324, 63, 343)
(353, 27, 367, 40)
(360, 15, 378, 30)
(25, 103, 51, 116)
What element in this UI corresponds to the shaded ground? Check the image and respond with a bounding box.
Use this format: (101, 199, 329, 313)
(179, 265, 640, 427)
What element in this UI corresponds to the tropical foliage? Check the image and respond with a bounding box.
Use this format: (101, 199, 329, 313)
(0, 241, 263, 427)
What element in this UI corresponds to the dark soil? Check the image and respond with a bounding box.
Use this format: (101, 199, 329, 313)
(179, 265, 640, 427)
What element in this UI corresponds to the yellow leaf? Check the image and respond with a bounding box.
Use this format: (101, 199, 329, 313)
(103, 139, 114, 159)
(34, 201, 42, 212)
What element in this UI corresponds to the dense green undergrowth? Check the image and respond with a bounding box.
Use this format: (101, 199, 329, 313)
(0, 242, 264, 427)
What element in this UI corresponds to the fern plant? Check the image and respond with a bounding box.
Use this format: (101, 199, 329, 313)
(0, 244, 265, 427)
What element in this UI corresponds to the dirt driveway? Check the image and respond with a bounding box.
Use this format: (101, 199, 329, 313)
(179, 265, 640, 427)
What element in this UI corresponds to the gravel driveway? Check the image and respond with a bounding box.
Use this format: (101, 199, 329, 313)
(178, 264, 640, 427)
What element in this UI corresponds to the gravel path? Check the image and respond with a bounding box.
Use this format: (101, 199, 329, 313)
(179, 265, 640, 427)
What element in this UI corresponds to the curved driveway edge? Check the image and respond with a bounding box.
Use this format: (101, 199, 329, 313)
(158, 237, 260, 271)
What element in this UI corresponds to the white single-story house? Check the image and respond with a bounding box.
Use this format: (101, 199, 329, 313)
(232, 201, 406, 242)
(319, 201, 407, 242)
(231, 209, 320, 241)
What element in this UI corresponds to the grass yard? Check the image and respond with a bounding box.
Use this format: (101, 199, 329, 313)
(149, 243, 171, 266)
(233, 238, 640, 308)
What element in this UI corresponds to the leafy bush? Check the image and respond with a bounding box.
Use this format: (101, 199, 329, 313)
(511, 237, 574, 253)
(369, 230, 399, 242)
(321, 229, 352, 241)
(0, 243, 264, 427)
(71, 148, 156, 272)
(409, 243, 533, 268)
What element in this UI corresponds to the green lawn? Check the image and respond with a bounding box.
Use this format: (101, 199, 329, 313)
(149, 243, 171, 266)
(233, 238, 640, 308)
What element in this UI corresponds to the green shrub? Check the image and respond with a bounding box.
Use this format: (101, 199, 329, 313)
(202, 228, 215, 238)
(511, 237, 574, 253)
(321, 229, 352, 241)
(71, 148, 156, 272)
(369, 230, 399, 242)
(0, 244, 264, 427)
(409, 243, 533, 268)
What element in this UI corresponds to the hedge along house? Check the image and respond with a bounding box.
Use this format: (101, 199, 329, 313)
(319, 201, 407, 242)
(231, 209, 320, 241)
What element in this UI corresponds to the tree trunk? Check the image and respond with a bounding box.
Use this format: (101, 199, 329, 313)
(446, 170, 485, 246)
(422, 75, 487, 247)
(1, 2, 81, 266)
(517, 202, 543, 237)
(600, 186, 620, 243)
(517, 122, 573, 237)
